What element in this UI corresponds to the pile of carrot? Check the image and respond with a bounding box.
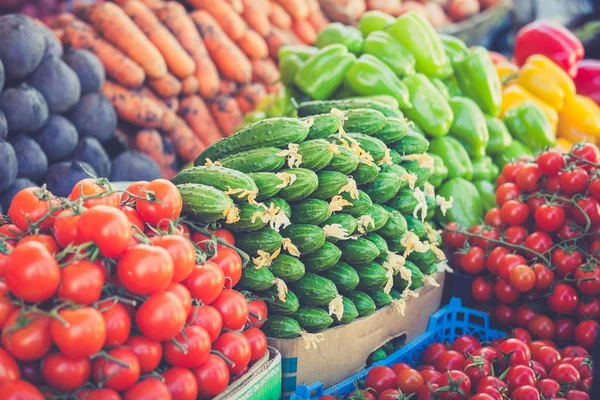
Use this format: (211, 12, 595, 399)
(47, 0, 329, 178)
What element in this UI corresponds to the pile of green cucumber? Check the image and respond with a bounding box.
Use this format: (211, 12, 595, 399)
(172, 98, 449, 339)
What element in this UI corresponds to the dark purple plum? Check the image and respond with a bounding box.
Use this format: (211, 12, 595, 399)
(71, 137, 111, 178)
(27, 56, 81, 113)
(67, 93, 117, 143)
(9, 135, 48, 182)
(0, 140, 17, 192)
(0, 110, 6, 140)
(0, 83, 49, 135)
(109, 151, 161, 182)
(0, 14, 45, 80)
(63, 48, 105, 95)
(32, 115, 78, 162)
(45, 161, 97, 197)
(0, 178, 36, 212)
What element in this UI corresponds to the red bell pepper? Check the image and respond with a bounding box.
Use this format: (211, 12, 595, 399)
(488, 51, 508, 65)
(574, 59, 600, 106)
(514, 20, 584, 78)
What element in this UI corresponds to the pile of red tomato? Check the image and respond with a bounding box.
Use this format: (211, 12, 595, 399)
(0, 178, 268, 399)
(325, 334, 593, 400)
(443, 143, 600, 350)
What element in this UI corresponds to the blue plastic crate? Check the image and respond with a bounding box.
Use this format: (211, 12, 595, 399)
(291, 298, 505, 400)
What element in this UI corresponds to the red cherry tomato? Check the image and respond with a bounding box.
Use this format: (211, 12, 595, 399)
(135, 179, 182, 226)
(574, 320, 599, 350)
(365, 366, 397, 394)
(560, 169, 589, 194)
(537, 150, 565, 176)
(193, 354, 230, 399)
(162, 367, 198, 400)
(515, 163, 541, 192)
(92, 347, 140, 392)
(547, 283, 579, 314)
(126, 336, 163, 374)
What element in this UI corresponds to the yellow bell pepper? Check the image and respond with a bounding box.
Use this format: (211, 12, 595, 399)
(500, 84, 558, 132)
(496, 61, 519, 86)
(517, 54, 575, 111)
(557, 94, 600, 143)
(555, 137, 575, 153)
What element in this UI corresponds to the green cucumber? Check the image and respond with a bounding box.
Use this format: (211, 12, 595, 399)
(401, 160, 432, 186)
(389, 288, 402, 300)
(322, 262, 360, 293)
(300, 241, 342, 272)
(370, 117, 409, 144)
(368, 289, 393, 308)
(408, 248, 437, 270)
(405, 215, 427, 239)
(312, 171, 350, 200)
(178, 184, 234, 223)
(267, 197, 292, 218)
(197, 118, 310, 162)
(363, 172, 403, 204)
(262, 315, 302, 339)
(387, 236, 406, 253)
(304, 113, 342, 140)
(269, 255, 306, 283)
(297, 99, 403, 118)
(238, 267, 274, 292)
(355, 262, 388, 290)
(248, 172, 283, 201)
(386, 188, 418, 214)
(281, 224, 326, 255)
(292, 273, 339, 307)
(334, 297, 358, 324)
(291, 199, 331, 225)
(262, 287, 300, 315)
(365, 204, 390, 232)
(353, 162, 380, 185)
(298, 139, 335, 171)
(172, 166, 257, 203)
(326, 145, 360, 174)
(346, 133, 388, 163)
(236, 228, 283, 255)
(224, 202, 267, 232)
(343, 108, 387, 134)
(218, 147, 285, 173)
(347, 291, 376, 317)
(322, 214, 358, 241)
(392, 130, 429, 155)
(378, 206, 407, 238)
(405, 260, 424, 290)
(390, 149, 403, 164)
(381, 164, 409, 187)
(337, 238, 380, 264)
(364, 233, 389, 256)
(277, 168, 319, 202)
(340, 190, 372, 217)
(292, 307, 333, 333)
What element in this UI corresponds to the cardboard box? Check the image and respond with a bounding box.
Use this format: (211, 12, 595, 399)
(215, 346, 282, 400)
(270, 271, 446, 399)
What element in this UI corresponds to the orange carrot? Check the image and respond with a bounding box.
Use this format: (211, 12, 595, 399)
(190, 11, 252, 84)
(63, 20, 146, 88)
(53, 29, 64, 43)
(181, 76, 199, 95)
(179, 95, 222, 144)
(147, 72, 182, 98)
(266, 81, 284, 94)
(87, 2, 167, 78)
(251, 59, 281, 85)
(49, 12, 75, 29)
(307, 5, 330, 32)
(265, 27, 300, 59)
(161, 108, 178, 133)
(210, 95, 244, 137)
(187, 0, 247, 40)
(241, 0, 271, 36)
(237, 29, 269, 60)
(113, 0, 165, 8)
(156, 2, 220, 99)
(269, 2, 292, 30)
(102, 81, 166, 128)
(218, 80, 238, 96)
(139, 86, 164, 104)
(134, 129, 165, 167)
(167, 117, 206, 162)
(121, 1, 195, 79)
(292, 19, 317, 44)
(225, 0, 244, 13)
(164, 97, 180, 112)
(275, 0, 309, 20)
(235, 83, 267, 113)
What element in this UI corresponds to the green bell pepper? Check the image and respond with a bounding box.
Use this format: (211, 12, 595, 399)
(386, 12, 451, 79)
(428, 136, 473, 180)
(362, 31, 416, 77)
(295, 44, 356, 100)
(316, 23, 364, 55)
(493, 139, 534, 169)
(485, 115, 512, 155)
(472, 156, 495, 181)
(345, 54, 411, 109)
(402, 74, 454, 137)
(429, 153, 448, 188)
(448, 97, 489, 159)
(279, 54, 303, 86)
(489, 162, 500, 181)
(439, 34, 468, 62)
(279, 45, 319, 62)
(359, 10, 395, 36)
(453, 47, 502, 117)
(503, 102, 555, 152)
(473, 180, 497, 213)
(444, 76, 462, 97)
(437, 178, 483, 227)
(430, 78, 450, 100)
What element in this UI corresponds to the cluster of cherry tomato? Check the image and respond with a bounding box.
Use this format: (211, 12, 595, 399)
(320, 334, 593, 400)
(0, 178, 268, 399)
(443, 143, 600, 350)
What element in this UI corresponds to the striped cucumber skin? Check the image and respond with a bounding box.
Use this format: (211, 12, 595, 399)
(248, 172, 283, 201)
(277, 168, 319, 202)
(197, 118, 310, 162)
(223, 202, 267, 232)
(297, 99, 403, 118)
(364, 233, 389, 256)
(298, 139, 334, 171)
(235, 228, 283, 255)
(269, 255, 306, 283)
(172, 166, 257, 202)
(292, 307, 333, 333)
(300, 241, 342, 272)
(405, 215, 428, 238)
(262, 315, 302, 339)
(378, 206, 407, 238)
(353, 162, 380, 185)
(334, 297, 358, 324)
(365, 204, 390, 232)
(304, 114, 342, 140)
(343, 108, 387, 134)
(363, 172, 403, 204)
(322, 214, 358, 243)
(386, 188, 418, 214)
(369, 289, 393, 308)
(340, 190, 373, 217)
(370, 117, 409, 144)
(281, 224, 326, 255)
(346, 291, 376, 317)
(238, 267, 275, 292)
(346, 133, 388, 163)
(290, 199, 332, 225)
(326, 146, 359, 175)
(291, 273, 339, 307)
(217, 147, 286, 173)
(355, 262, 389, 290)
(322, 262, 360, 293)
(311, 171, 349, 200)
(337, 238, 380, 264)
(401, 159, 433, 186)
(268, 197, 292, 218)
(392, 130, 429, 155)
(262, 287, 300, 315)
(177, 183, 234, 223)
